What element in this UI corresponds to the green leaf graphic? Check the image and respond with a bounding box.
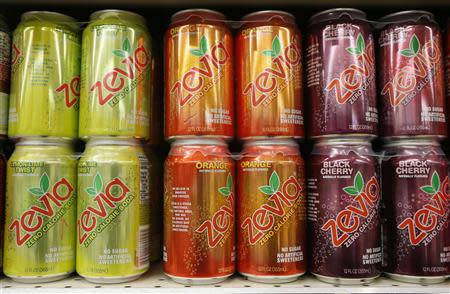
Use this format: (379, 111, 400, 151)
(190, 49, 203, 57)
(420, 186, 435, 195)
(113, 49, 127, 58)
(227, 173, 233, 190)
(259, 185, 274, 195)
(356, 33, 365, 52)
(346, 47, 361, 55)
(199, 36, 208, 55)
(40, 173, 49, 193)
(122, 38, 131, 53)
(272, 36, 281, 56)
(262, 50, 276, 57)
(28, 187, 44, 196)
(218, 187, 230, 196)
(400, 49, 414, 57)
(354, 172, 364, 194)
(410, 34, 420, 54)
(269, 171, 280, 192)
(343, 186, 359, 196)
(86, 187, 97, 196)
(94, 173, 102, 194)
(431, 171, 440, 192)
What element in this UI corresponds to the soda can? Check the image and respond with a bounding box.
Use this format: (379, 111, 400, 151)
(237, 139, 307, 283)
(237, 11, 304, 139)
(79, 10, 152, 139)
(378, 11, 447, 138)
(0, 15, 10, 137)
(381, 138, 450, 284)
(165, 9, 234, 140)
(164, 138, 235, 284)
(446, 20, 450, 140)
(0, 142, 6, 270)
(307, 138, 381, 284)
(77, 137, 150, 283)
(306, 9, 378, 138)
(3, 137, 77, 282)
(9, 11, 80, 138)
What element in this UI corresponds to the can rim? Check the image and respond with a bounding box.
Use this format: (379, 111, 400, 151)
(171, 9, 225, 22)
(243, 138, 298, 147)
(171, 138, 227, 147)
(315, 137, 373, 146)
(21, 11, 78, 23)
(378, 10, 435, 23)
(16, 137, 72, 146)
(86, 136, 140, 146)
(308, 8, 366, 26)
(90, 9, 146, 24)
(241, 10, 296, 22)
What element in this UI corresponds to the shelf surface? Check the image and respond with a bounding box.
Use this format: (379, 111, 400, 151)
(1, 263, 450, 293)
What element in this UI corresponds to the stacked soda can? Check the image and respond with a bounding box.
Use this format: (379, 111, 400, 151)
(2, 9, 154, 284)
(378, 11, 450, 284)
(305, 8, 382, 285)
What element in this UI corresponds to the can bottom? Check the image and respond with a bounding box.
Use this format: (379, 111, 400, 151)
(7, 272, 72, 283)
(241, 272, 305, 284)
(386, 273, 447, 285)
(80, 272, 145, 284)
(313, 273, 380, 285)
(165, 273, 232, 285)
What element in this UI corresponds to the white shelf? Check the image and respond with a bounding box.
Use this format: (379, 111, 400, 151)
(2, 263, 450, 293)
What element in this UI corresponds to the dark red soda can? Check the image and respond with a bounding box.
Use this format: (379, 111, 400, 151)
(381, 138, 450, 284)
(306, 9, 378, 138)
(378, 11, 447, 138)
(307, 138, 381, 284)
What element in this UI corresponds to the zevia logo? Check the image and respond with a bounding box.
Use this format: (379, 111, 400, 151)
(398, 172, 450, 246)
(243, 36, 301, 107)
(241, 171, 302, 245)
(195, 173, 234, 248)
(382, 34, 441, 107)
(9, 173, 75, 247)
(322, 172, 379, 247)
(56, 75, 80, 108)
(11, 43, 23, 74)
(90, 37, 150, 107)
(325, 34, 375, 104)
(171, 35, 230, 107)
(77, 173, 134, 247)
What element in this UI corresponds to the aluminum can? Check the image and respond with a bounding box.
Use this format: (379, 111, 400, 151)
(164, 138, 235, 284)
(165, 9, 233, 140)
(237, 11, 303, 139)
(77, 137, 150, 283)
(79, 10, 152, 139)
(378, 11, 447, 138)
(237, 139, 306, 283)
(381, 138, 450, 284)
(0, 16, 10, 137)
(9, 11, 80, 138)
(446, 20, 450, 140)
(0, 143, 6, 269)
(3, 137, 76, 282)
(306, 9, 378, 138)
(307, 138, 381, 284)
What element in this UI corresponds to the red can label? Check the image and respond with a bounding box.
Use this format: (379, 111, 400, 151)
(163, 144, 235, 279)
(237, 26, 304, 139)
(379, 24, 447, 137)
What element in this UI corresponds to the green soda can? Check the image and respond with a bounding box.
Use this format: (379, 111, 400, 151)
(79, 10, 152, 139)
(77, 137, 150, 283)
(3, 137, 77, 282)
(8, 11, 80, 138)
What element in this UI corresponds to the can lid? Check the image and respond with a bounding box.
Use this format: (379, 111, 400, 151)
(171, 9, 225, 24)
(172, 138, 227, 147)
(241, 10, 296, 25)
(86, 136, 140, 147)
(308, 8, 366, 26)
(16, 136, 72, 146)
(243, 138, 298, 147)
(383, 137, 440, 147)
(379, 10, 435, 24)
(315, 136, 372, 146)
(21, 11, 79, 30)
(90, 9, 147, 26)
